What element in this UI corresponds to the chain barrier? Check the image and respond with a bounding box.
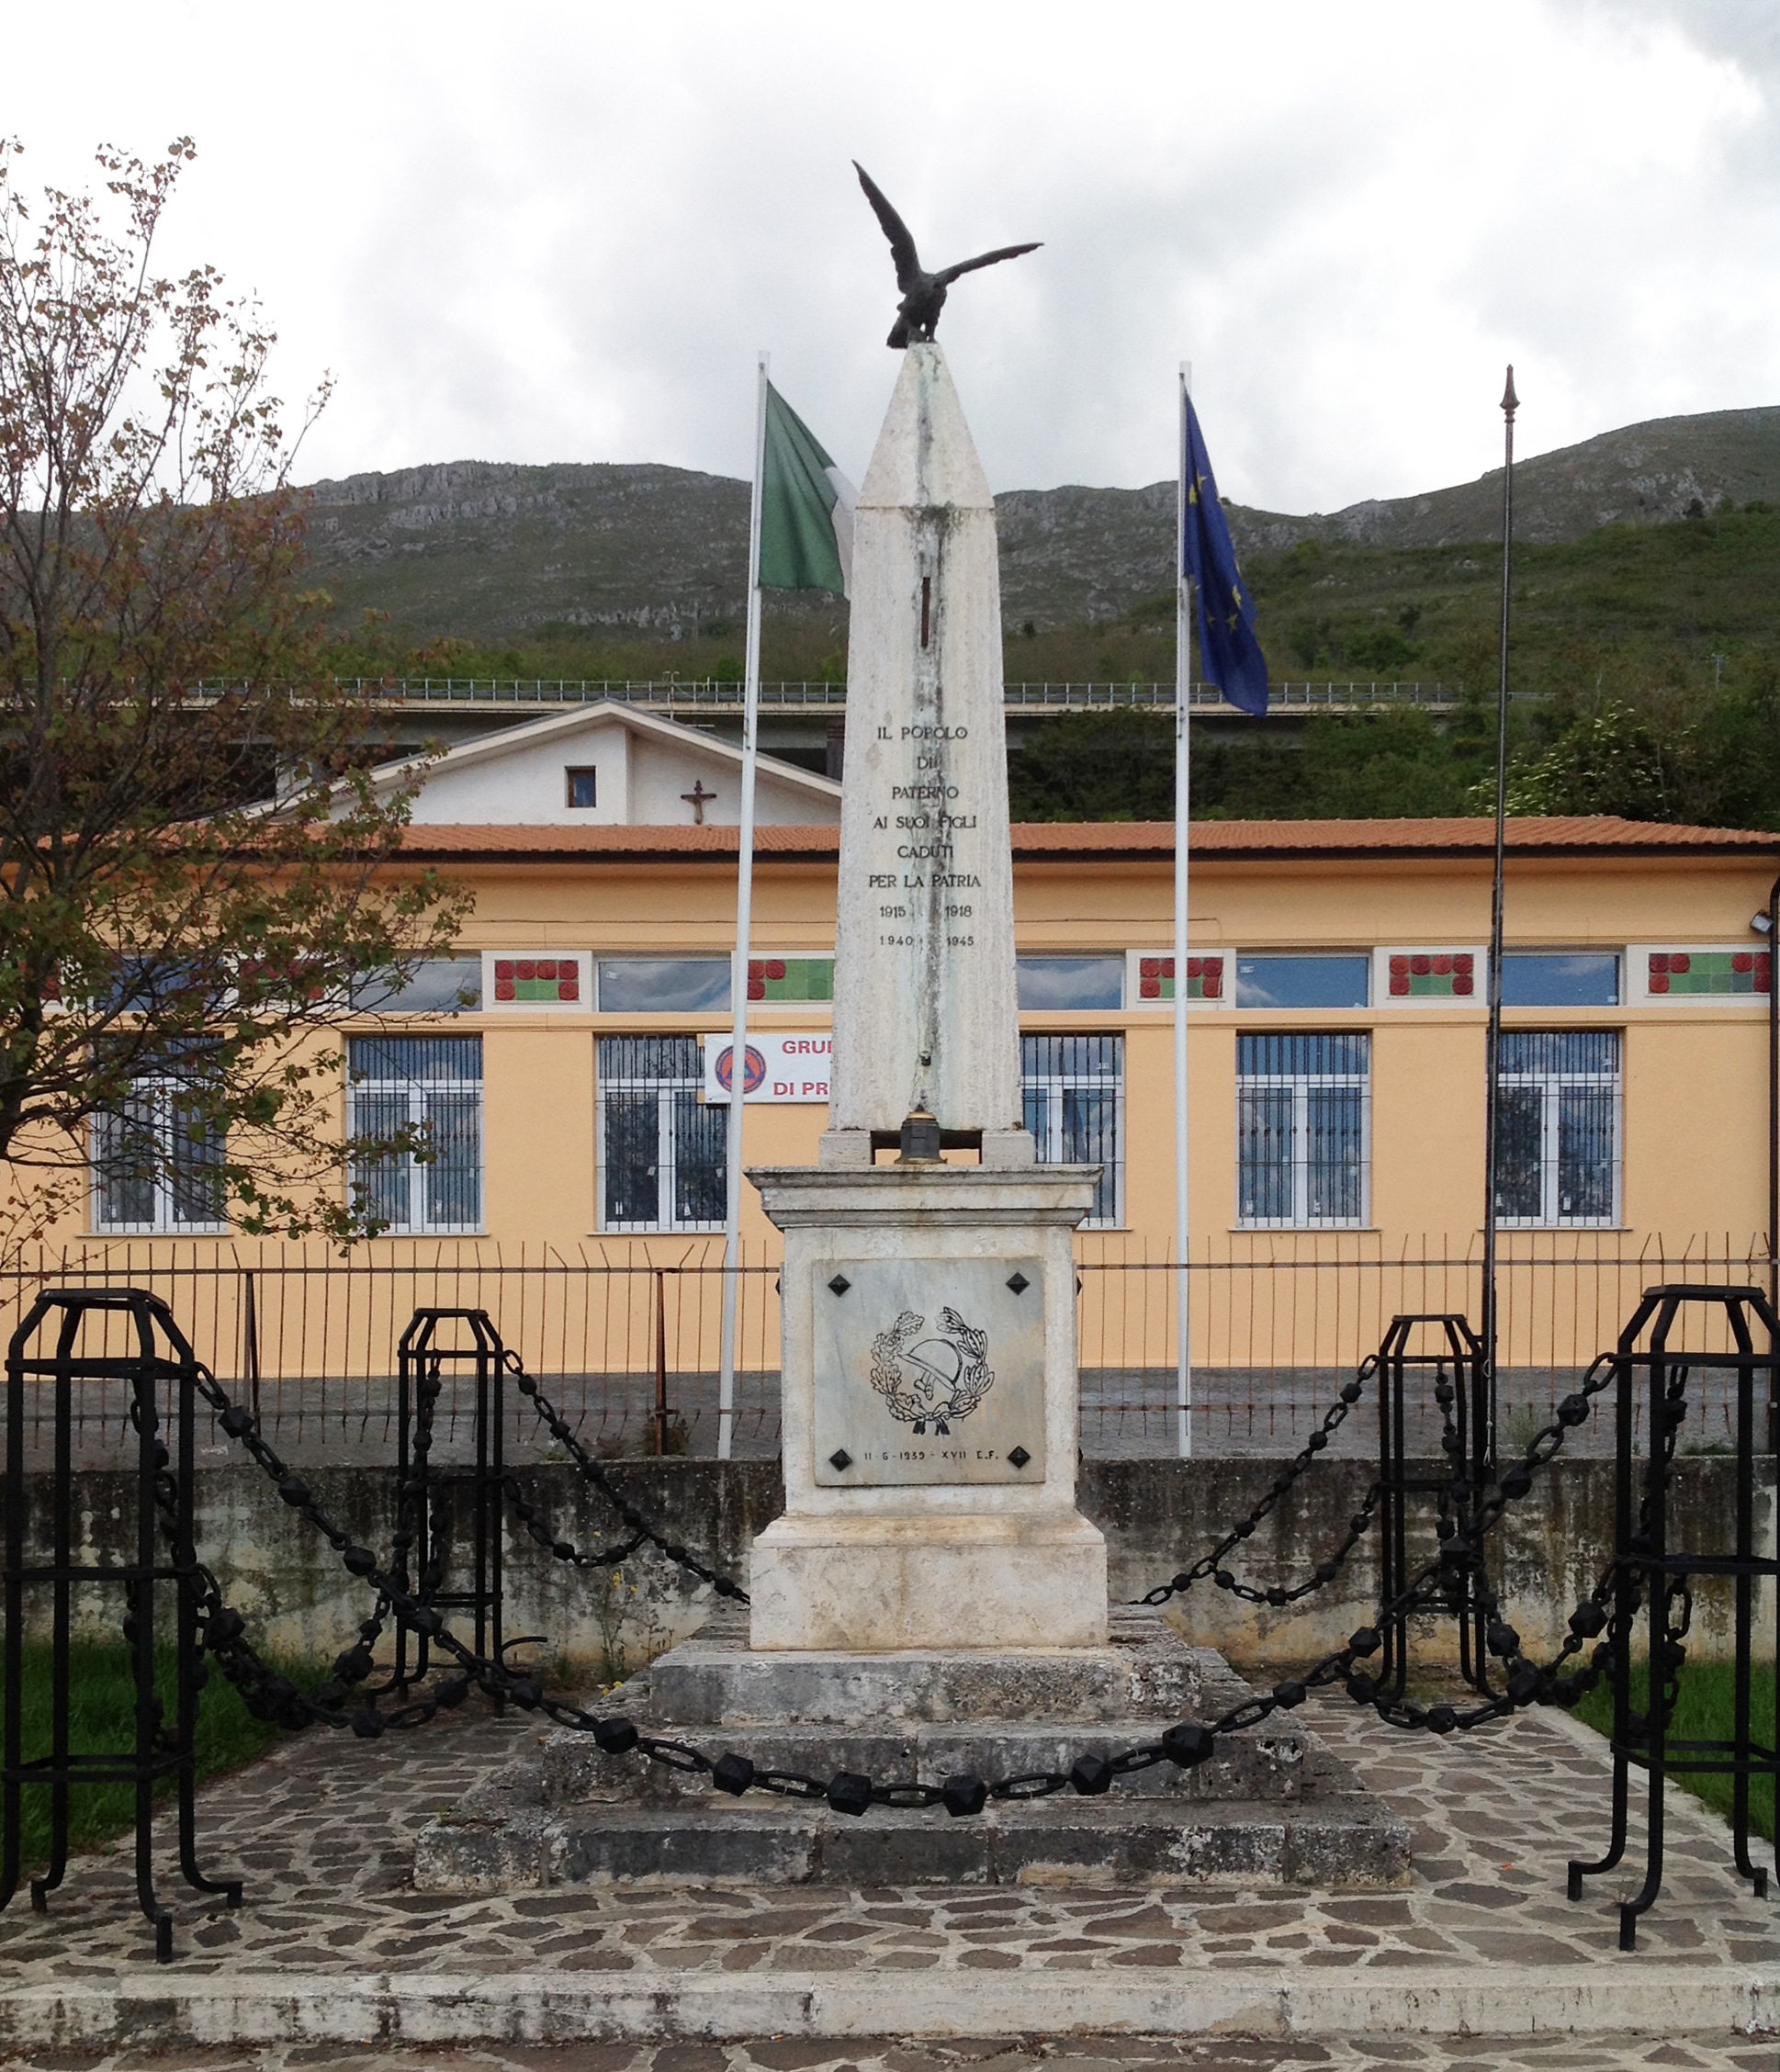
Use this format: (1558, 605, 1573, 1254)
(14, 1286, 1676, 1826)
(161, 1333, 746, 1740)
(16, 1283, 1767, 1973)
(178, 1328, 1643, 1803)
(497, 1347, 747, 1600)
(1138, 1357, 1382, 1610)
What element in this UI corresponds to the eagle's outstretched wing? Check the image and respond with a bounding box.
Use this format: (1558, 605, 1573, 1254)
(853, 162, 923, 291)
(934, 242, 1042, 287)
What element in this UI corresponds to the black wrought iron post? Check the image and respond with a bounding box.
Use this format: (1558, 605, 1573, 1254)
(1374, 1312, 1491, 1699)
(1, 1288, 241, 1964)
(389, 1308, 509, 1687)
(1567, 1282, 1779, 1948)
(1768, 870, 1780, 1455)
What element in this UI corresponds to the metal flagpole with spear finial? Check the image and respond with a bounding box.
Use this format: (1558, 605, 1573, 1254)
(714, 353, 856, 1458)
(1175, 361, 1194, 1461)
(1481, 365, 1518, 1470)
(715, 352, 772, 1463)
(1173, 364, 1269, 1458)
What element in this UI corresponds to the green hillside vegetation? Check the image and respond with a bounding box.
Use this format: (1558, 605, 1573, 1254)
(1016, 499, 1780, 826)
(326, 500, 1780, 828)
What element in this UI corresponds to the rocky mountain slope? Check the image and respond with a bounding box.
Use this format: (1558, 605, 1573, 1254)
(298, 404, 1780, 642)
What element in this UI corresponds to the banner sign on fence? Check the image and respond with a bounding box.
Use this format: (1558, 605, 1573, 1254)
(703, 1032, 832, 1104)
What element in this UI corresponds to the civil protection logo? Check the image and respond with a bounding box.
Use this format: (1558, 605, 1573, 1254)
(869, 1308, 993, 1435)
(714, 1043, 767, 1095)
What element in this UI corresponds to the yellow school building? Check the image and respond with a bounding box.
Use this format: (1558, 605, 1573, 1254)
(35, 702, 1780, 1424)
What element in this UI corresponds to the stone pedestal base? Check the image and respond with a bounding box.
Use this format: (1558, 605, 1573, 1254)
(413, 1607, 1412, 1894)
(749, 1511, 1107, 1651)
(747, 1162, 1107, 1654)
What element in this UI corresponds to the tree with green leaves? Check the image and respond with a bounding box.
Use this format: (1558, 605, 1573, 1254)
(0, 139, 466, 1248)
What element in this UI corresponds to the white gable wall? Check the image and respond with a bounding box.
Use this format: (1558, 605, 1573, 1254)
(405, 717, 635, 825)
(382, 707, 839, 828)
(626, 733, 832, 826)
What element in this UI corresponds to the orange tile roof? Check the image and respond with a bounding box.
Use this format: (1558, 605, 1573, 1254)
(386, 816, 1780, 863)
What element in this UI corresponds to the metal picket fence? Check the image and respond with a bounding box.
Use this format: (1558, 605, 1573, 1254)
(2, 1232, 1770, 1466)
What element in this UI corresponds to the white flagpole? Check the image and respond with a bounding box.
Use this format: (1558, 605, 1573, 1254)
(716, 351, 770, 1462)
(1175, 362, 1193, 1463)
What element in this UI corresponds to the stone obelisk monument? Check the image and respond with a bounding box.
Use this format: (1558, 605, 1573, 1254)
(748, 344, 1108, 1651)
(823, 345, 1025, 1161)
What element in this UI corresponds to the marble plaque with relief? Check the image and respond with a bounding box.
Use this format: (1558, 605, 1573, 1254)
(812, 1256, 1046, 1486)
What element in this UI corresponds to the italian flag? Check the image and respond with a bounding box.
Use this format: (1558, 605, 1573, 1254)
(759, 383, 856, 598)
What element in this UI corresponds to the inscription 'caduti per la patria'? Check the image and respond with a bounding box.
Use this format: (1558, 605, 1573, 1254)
(866, 714, 988, 941)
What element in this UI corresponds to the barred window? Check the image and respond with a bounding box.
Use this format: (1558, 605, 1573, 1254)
(92, 1064, 228, 1233)
(597, 1036, 726, 1232)
(1022, 1033, 1123, 1226)
(348, 1035, 483, 1233)
(1494, 1030, 1620, 1226)
(1237, 1032, 1369, 1228)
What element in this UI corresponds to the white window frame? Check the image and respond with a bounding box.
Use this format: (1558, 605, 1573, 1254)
(1021, 1033, 1125, 1228)
(1236, 1032, 1371, 1230)
(1494, 1031, 1621, 1228)
(347, 1036, 484, 1235)
(90, 1076, 229, 1234)
(596, 1036, 726, 1233)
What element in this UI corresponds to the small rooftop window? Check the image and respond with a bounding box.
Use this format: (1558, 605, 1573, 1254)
(566, 767, 597, 809)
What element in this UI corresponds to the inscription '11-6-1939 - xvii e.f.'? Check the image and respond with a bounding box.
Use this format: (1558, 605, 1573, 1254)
(812, 1257, 1047, 1487)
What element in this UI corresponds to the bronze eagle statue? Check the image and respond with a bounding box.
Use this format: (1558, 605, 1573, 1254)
(853, 163, 1041, 350)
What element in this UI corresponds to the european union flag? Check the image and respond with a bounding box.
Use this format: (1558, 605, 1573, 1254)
(1182, 395, 1268, 716)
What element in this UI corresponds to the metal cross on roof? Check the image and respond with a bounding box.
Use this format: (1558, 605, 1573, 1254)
(681, 780, 716, 825)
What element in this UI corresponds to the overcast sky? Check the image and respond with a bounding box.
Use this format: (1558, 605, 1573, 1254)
(10, 0, 1780, 512)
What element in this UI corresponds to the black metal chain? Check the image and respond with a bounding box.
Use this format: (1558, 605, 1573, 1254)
(501, 1474, 648, 1571)
(1138, 1358, 1382, 1609)
(498, 1348, 747, 1601)
(97, 1287, 1700, 1826)
(166, 1344, 746, 1737)
(167, 1334, 1647, 1807)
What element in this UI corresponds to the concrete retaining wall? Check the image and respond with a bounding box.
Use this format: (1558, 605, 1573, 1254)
(16, 1456, 1774, 1669)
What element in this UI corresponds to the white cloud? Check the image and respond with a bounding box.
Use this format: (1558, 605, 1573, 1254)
(7, 0, 1777, 511)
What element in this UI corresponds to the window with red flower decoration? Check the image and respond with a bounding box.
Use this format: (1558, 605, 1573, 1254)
(1644, 948, 1770, 997)
(489, 953, 583, 1005)
(1132, 952, 1223, 1002)
(1379, 948, 1481, 1000)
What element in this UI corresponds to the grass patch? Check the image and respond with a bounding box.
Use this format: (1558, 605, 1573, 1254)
(1572, 1659, 1775, 1842)
(0, 1642, 307, 1871)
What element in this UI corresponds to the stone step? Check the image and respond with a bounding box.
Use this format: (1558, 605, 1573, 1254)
(4, 1969, 1774, 2054)
(417, 1790, 1409, 1893)
(637, 1606, 1241, 1728)
(528, 1717, 1329, 1805)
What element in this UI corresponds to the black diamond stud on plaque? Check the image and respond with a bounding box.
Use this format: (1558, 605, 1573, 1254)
(1006, 1271, 1030, 1295)
(829, 1448, 854, 1472)
(1008, 1446, 1031, 1470)
(828, 1274, 851, 1297)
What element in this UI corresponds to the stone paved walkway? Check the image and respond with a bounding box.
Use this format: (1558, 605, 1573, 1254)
(0, 2030, 1774, 2063)
(0, 2030, 1773, 2070)
(0, 1681, 1773, 2060)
